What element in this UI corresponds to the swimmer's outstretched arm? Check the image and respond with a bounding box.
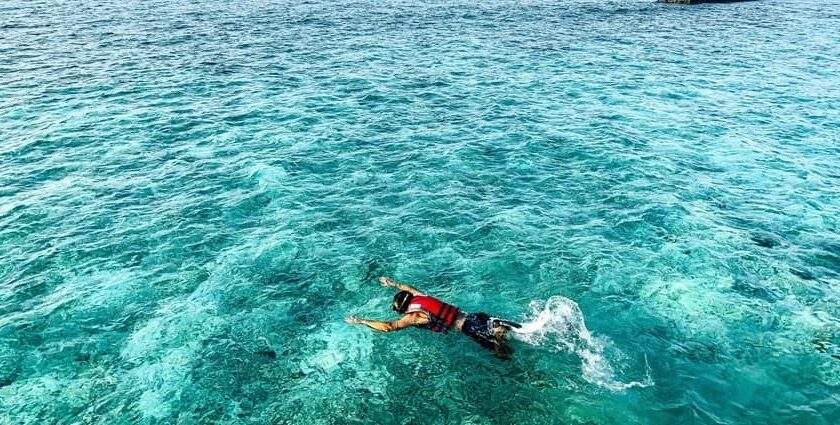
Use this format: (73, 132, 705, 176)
(379, 276, 422, 295)
(345, 313, 429, 332)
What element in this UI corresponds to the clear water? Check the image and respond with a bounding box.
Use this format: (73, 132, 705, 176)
(1, 0, 839, 423)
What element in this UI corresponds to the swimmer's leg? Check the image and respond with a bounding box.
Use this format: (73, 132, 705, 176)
(491, 319, 515, 360)
(492, 318, 522, 330)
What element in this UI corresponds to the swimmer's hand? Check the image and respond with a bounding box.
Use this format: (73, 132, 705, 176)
(379, 277, 421, 295)
(345, 316, 363, 324)
(379, 276, 396, 287)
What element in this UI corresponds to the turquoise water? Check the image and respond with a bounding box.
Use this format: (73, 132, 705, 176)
(1, 0, 839, 423)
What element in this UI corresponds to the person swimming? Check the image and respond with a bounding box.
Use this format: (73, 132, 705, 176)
(345, 276, 521, 359)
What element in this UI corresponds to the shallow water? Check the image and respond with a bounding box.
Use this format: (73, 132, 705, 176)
(1, 0, 839, 423)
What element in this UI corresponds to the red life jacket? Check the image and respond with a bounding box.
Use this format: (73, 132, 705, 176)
(406, 295, 460, 333)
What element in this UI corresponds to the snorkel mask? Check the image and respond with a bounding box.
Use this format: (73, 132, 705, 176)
(392, 290, 413, 313)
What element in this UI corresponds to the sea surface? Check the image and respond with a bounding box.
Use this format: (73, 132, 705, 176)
(1, 0, 839, 423)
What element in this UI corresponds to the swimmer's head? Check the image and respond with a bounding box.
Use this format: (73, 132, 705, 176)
(392, 291, 413, 313)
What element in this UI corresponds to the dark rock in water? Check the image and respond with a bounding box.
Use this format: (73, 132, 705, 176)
(751, 232, 782, 248)
(256, 349, 277, 360)
(790, 267, 816, 281)
(290, 370, 306, 380)
(812, 339, 830, 353)
(0, 371, 18, 388)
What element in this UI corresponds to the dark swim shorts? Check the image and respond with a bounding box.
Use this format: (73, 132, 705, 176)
(461, 312, 515, 358)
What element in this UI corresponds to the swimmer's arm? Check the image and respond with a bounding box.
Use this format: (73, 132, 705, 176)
(379, 276, 422, 295)
(345, 313, 429, 333)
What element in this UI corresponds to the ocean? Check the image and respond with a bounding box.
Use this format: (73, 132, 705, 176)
(1, 0, 838, 423)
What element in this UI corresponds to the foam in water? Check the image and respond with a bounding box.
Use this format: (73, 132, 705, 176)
(512, 296, 653, 391)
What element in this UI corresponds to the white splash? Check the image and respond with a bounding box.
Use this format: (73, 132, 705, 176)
(511, 296, 653, 391)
